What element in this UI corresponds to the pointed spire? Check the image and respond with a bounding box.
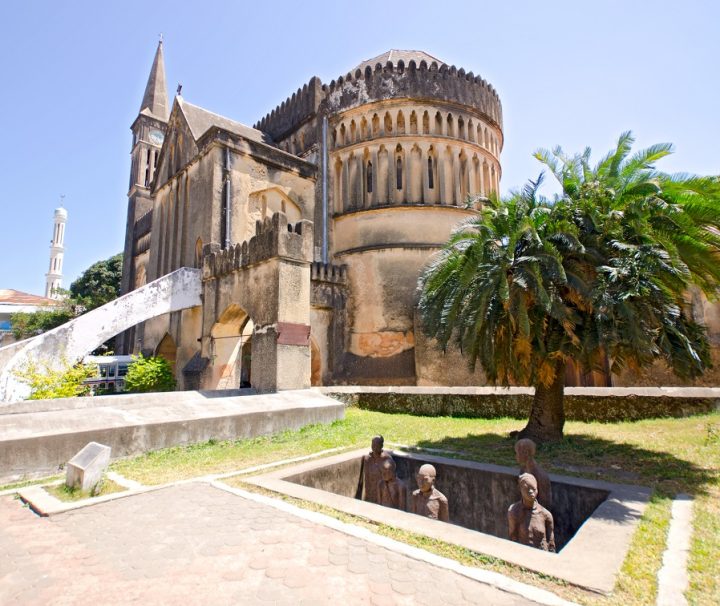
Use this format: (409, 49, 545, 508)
(139, 39, 169, 121)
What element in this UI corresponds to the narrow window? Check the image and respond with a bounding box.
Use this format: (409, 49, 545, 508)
(144, 148, 152, 187)
(396, 157, 403, 190)
(428, 157, 434, 189)
(366, 162, 373, 193)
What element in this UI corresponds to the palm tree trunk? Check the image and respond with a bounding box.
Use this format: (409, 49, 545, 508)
(516, 360, 566, 443)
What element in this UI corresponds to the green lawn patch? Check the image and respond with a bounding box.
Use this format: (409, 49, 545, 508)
(45, 477, 126, 502)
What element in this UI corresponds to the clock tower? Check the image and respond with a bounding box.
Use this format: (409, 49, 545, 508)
(118, 40, 169, 353)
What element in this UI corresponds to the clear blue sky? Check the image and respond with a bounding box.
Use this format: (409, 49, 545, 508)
(1, 0, 718, 295)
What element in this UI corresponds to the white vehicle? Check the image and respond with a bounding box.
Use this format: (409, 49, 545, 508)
(83, 355, 134, 394)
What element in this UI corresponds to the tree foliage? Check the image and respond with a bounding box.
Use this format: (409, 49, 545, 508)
(10, 306, 75, 340)
(124, 355, 176, 393)
(69, 253, 123, 311)
(13, 360, 97, 400)
(419, 132, 720, 441)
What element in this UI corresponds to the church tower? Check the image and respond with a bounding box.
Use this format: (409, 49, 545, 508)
(45, 206, 67, 299)
(118, 40, 169, 352)
(120, 40, 169, 295)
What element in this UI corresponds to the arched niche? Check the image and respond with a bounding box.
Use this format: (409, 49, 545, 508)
(210, 304, 254, 389)
(245, 188, 303, 241)
(155, 333, 177, 373)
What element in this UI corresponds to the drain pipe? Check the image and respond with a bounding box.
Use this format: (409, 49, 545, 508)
(223, 146, 231, 249)
(321, 115, 329, 264)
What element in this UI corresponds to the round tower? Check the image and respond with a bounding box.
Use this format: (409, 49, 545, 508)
(45, 206, 67, 299)
(324, 51, 503, 383)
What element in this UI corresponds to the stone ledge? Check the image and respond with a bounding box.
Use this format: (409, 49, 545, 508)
(0, 390, 344, 484)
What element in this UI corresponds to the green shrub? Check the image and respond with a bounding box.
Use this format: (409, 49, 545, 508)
(14, 360, 97, 400)
(124, 355, 176, 393)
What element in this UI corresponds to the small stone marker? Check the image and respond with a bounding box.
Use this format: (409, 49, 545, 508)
(66, 442, 111, 492)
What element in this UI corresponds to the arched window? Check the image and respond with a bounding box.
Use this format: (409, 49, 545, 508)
(422, 111, 430, 134)
(366, 161, 373, 193)
(428, 157, 434, 189)
(396, 157, 403, 190)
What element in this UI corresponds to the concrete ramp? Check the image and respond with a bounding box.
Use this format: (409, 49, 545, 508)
(0, 388, 345, 483)
(0, 268, 202, 403)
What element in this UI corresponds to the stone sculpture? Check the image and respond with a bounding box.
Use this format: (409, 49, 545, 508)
(376, 458, 408, 510)
(507, 473, 556, 552)
(362, 435, 392, 503)
(515, 438, 553, 509)
(411, 463, 449, 522)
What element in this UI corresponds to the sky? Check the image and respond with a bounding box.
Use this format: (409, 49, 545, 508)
(1, 0, 718, 295)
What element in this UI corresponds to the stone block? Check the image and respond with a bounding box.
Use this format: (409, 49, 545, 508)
(65, 442, 111, 492)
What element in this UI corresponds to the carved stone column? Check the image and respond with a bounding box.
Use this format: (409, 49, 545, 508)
(356, 154, 364, 209)
(452, 147, 462, 206)
(371, 147, 379, 207)
(420, 144, 429, 204)
(437, 147, 447, 205)
(341, 154, 349, 213)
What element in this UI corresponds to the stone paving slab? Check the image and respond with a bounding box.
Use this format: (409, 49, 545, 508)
(0, 483, 536, 605)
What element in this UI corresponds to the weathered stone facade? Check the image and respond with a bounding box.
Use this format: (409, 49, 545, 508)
(120, 45, 720, 390)
(119, 46, 505, 390)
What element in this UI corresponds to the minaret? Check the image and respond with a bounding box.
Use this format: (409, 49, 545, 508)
(45, 206, 67, 299)
(118, 39, 170, 353)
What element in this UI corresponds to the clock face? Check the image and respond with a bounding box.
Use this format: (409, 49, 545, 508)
(149, 129, 165, 145)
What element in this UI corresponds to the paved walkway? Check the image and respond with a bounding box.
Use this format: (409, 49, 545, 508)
(0, 483, 535, 605)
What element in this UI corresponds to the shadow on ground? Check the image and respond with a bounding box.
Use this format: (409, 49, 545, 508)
(411, 431, 716, 498)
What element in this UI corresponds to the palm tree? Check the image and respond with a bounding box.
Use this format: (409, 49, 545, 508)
(418, 133, 720, 442)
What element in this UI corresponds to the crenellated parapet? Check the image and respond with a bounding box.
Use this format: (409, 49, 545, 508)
(310, 261, 347, 284)
(253, 77, 324, 141)
(203, 212, 313, 280)
(252, 57, 503, 148)
(311, 261, 348, 310)
(323, 59, 502, 128)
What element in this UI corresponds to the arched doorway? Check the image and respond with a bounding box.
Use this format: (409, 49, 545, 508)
(155, 333, 177, 374)
(210, 304, 254, 390)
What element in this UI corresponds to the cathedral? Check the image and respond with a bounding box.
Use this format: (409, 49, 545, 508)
(119, 42, 505, 390)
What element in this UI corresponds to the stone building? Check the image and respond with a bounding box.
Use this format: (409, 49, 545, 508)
(119, 43, 504, 390)
(120, 44, 720, 390)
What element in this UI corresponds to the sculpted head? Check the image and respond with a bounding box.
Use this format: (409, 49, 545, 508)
(380, 458, 396, 482)
(518, 473, 538, 507)
(416, 464, 437, 493)
(371, 435, 384, 455)
(515, 439, 537, 467)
